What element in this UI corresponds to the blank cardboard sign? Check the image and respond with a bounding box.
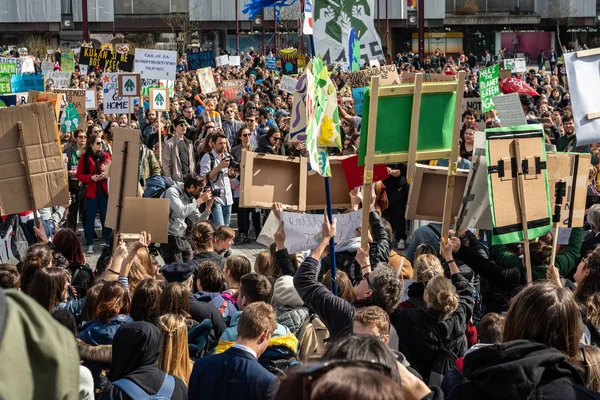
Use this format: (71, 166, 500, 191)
(106, 128, 141, 229)
(0, 102, 69, 215)
(546, 152, 591, 228)
(306, 158, 352, 210)
(120, 197, 169, 243)
(405, 164, 469, 222)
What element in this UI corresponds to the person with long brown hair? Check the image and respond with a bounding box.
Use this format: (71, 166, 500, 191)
(20, 243, 53, 293)
(77, 281, 133, 345)
(573, 247, 600, 344)
(157, 314, 193, 385)
(28, 267, 70, 312)
(130, 278, 162, 326)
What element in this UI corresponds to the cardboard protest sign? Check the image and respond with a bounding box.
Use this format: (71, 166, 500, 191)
(546, 152, 591, 228)
(221, 80, 244, 100)
(564, 49, 600, 146)
(499, 69, 512, 79)
(281, 210, 361, 254)
(280, 48, 298, 75)
(266, 56, 277, 70)
(347, 65, 400, 88)
(305, 158, 351, 210)
(85, 90, 97, 110)
(406, 164, 469, 222)
(119, 197, 170, 243)
(21, 57, 35, 74)
(280, 75, 298, 94)
(0, 74, 11, 94)
(149, 88, 169, 112)
(457, 131, 493, 230)
(28, 90, 62, 120)
(340, 155, 389, 191)
(187, 50, 215, 70)
(106, 128, 141, 230)
(11, 74, 44, 93)
(288, 73, 307, 143)
(198, 67, 217, 94)
(62, 53, 75, 73)
(118, 73, 141, 97)
(503, 58, 527, 73)
(229, 56, 241, 67)
(79, 47, 135, 72)
(54, 89, 86, 130)
(0, 63, 17, 75)
(215, 55, 229, 67)
(486, 125, 551, 245)
(0, 95, 17, 108)
(0, 102, 69, 215)
(479, 65, 500, 113)
(134, 49, 178, 80)
(14, 92, 29, 105)
(41, 61, 54, 72)
(103, 73, 130, 114)
(400, 73, 455, 84)
(45, 71, 72, 89)
(462, 98, 486, 130)
(492, 92, 526, 127)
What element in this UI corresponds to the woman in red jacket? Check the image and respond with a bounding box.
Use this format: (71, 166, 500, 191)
(76, 133, 111, 254)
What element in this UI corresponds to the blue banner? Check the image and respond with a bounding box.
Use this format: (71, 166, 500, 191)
(11, 73, 44, 93)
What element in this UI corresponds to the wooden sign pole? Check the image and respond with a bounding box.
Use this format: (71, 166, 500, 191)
(406, 74, 423, 181)
(514, 138, 533, 284)
(18, 122, 41, 228)
(550, 181, 566, 266)
(158, 114, 162, 162)
(361, 76, 380, 249)
(113, 141, 129, 252)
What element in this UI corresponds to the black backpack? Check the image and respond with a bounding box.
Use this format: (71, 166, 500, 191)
(428, 328, 460, 386)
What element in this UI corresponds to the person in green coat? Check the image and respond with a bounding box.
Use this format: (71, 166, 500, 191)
(490, 227, 583, 280)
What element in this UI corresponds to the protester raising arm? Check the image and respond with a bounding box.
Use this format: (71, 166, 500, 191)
(294, 215, 357, 339)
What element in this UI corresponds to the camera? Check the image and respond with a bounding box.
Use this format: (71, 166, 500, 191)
(225, 155, 239, 169)
(203, 185, 222, 197)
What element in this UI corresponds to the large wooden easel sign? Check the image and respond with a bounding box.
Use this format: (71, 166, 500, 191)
(486, 124, 552, 283)
(359, 71, 466, 247)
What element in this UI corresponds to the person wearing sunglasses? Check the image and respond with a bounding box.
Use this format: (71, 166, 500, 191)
(255, 127, 284, 155)
(64, 129, 87, 232)
(162, 116, 195, 183)
(75, 132, 112, 254)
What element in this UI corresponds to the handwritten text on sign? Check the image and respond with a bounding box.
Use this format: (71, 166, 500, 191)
(479, 65, 500, 113)
(280, 210, 362, 254)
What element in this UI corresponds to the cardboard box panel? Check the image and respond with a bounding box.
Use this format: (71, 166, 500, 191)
(305, 158, 352, 210)
(406, 164, 468, 222)
(120, 197, 169, 243)
(0, 102, 68, 215)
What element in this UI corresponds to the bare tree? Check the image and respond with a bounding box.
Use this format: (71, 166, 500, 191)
(543, 0, 576, 55)
(162, 0, 205, 54)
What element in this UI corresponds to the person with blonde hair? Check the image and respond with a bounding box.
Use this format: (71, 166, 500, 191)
(398, 253, 444, 309)
(158, 314, 193, 386)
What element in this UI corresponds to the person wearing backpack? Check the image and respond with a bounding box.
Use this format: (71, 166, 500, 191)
(390, 237, 474, 386)
(100, 321, 188, 400)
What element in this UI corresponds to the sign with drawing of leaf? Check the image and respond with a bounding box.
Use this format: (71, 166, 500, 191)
(60, 103, 81, 133)
(149, 88, 169, 112)
(118, 73, 141, 97)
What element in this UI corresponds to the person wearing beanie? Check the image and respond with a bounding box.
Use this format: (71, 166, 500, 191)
(162, 116, 194, 182)
(273, 275, 310, 337)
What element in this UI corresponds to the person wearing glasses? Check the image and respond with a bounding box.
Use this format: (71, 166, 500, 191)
(256, 128, 284, 155)
(64, 129, 88, 233)
(222, 103, 244, 147)
(75, 133, 112, 254)
(162, 117, 195, 183)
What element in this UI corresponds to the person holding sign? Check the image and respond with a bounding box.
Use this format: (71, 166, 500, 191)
(76, 132, 112, 254)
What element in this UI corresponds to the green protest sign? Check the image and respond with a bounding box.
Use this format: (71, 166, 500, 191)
(0, 63, 17, 75)
(62, 53, 75, 73)
(0, 73, 11, 94)
(479, 65, 500, 113)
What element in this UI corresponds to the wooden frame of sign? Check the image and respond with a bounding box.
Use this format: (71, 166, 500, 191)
(118, 73, 141, 97)
(361, 71, 466, 248)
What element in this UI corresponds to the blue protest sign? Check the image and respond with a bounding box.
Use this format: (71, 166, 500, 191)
(266, 56, 277, 70)
(11, 73, 44, 93)
(188, 50, 216, 70)
(352, 87, 365, 116)
(0, 94, 17, 107)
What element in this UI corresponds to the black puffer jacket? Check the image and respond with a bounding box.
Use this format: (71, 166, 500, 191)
(449, 340, 600, 400)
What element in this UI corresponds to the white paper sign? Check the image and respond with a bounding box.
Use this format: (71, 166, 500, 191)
(457, 131, 493, 230)
(216, 55, 229, 67)
(85, 90, 97, 110)
(21, 57, 35, 73)
(45, 71, 72, 89)
(280, 210, 362, 254)
(41, 61, 54, 72)
(369, 59, 381, 68)
(79, 64, 89, 75)
(565, 50, 600, 146)
(257, 211, 280, 247)
(280, 75, 298, 94)
(492, 93, 527, 127)
(120, 74, 140, 97)
(503, 58, 527, 73)
(229, 56, 241, 66)
(102, 72, 130, 113)
(134, 48, 178, 80)
(150, 88, 169, 112)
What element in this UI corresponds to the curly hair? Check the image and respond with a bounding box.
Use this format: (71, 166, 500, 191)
(370, 263, 403, 314)
(576, 248, 600, 328)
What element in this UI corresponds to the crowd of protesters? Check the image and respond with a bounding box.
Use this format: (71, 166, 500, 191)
(2, 43, 600, 400)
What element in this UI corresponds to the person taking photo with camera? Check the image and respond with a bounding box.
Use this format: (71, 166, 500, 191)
(199, 132, 235, 227)
(161, 174, 214, 264)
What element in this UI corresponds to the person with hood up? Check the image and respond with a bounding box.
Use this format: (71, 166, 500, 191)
(99, 321, 188, 400)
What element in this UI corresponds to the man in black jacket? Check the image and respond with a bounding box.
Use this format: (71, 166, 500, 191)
(293, 213, 403, 340)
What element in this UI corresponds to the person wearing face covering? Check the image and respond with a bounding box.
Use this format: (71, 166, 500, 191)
(99, 321, 188, 400)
